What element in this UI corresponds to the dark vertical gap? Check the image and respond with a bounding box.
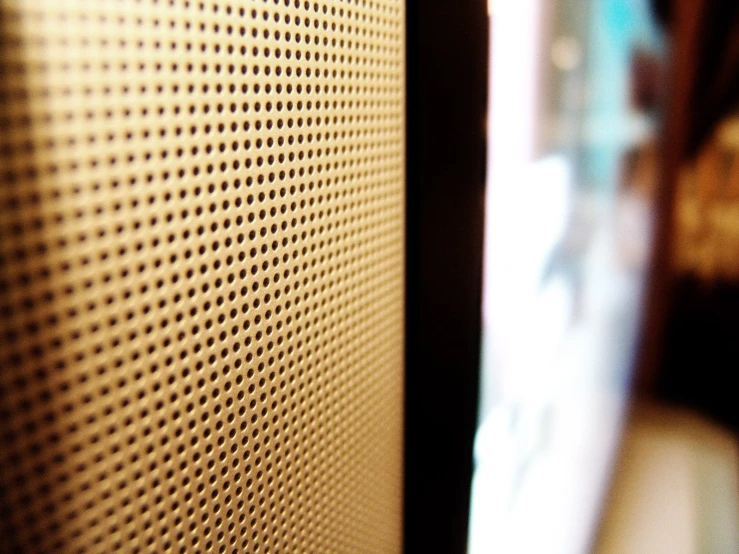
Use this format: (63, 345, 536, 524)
(402, 0, 420, 545)
(636, 0, 705, 391)
(404, 1, 489, 552)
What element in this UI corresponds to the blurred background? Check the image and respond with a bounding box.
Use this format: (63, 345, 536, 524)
(461, 0, 739, 553)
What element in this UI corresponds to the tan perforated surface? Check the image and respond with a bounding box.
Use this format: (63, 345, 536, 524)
(0, 1, 404, 552)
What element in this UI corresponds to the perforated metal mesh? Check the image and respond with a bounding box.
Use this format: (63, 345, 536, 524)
(0, 1, 404, 552)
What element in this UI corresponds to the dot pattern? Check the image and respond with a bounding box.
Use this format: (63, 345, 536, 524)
(0, 1, 404, 553)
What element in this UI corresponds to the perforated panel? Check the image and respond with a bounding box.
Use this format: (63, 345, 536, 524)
(0, 1, 404, 552)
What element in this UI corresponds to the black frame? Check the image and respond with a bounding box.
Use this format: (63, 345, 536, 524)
(404, 1, 489, 552)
